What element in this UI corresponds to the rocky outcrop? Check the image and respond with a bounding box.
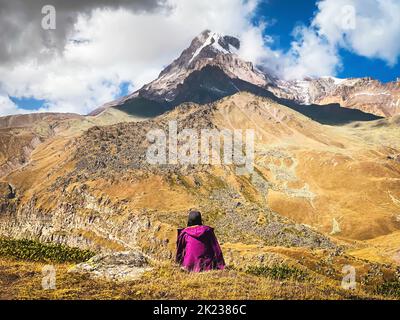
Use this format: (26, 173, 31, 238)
(7, 184, 15, 199)
(69, 250, 153, 281)
(0, 185, 175, 259)
(0, 134, 42, 178)
(0, 182, 16, 200)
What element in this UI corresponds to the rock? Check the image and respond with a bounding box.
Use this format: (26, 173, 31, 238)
(0, 182, 16, 200)
(274, 77, 400, 118)
(387, 154, 400, 162)
(69, 250, 153, 282)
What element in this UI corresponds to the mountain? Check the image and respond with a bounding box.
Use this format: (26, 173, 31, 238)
(90, 30, 272, 117)
(0, 113, 82, 177)
(3, 92, 400, 245)
(0, 113, 82, 129)
(139, 30, 273, 100)
(91, 30, 398, 120)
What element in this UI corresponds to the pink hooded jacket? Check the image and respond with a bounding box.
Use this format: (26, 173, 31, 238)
(176, 225, 225, 272)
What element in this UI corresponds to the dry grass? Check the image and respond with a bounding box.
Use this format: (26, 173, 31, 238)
(0, 257, 385, 300)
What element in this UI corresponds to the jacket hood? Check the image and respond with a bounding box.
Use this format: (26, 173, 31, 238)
(181, 225, 213, 239)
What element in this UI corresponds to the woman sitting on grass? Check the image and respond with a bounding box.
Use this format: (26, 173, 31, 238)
(176, 211, 225, 272)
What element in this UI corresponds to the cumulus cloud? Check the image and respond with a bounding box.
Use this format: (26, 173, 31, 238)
(280, 26, 341, 80)
(0, 0, 167, 65)
(0, 95, 20, 116)
(313, 0, 400, 65)
(280, 0, 400, 79)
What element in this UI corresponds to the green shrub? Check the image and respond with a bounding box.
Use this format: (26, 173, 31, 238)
(375, 280, 400, 298)
(246, 264, 308, 281)
(0, 238, 95, 263)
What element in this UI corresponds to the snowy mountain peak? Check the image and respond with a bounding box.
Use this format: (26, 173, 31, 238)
(190, 30, 240, 60)
(176, 29, 241, 68)
(135, 30, 269, 102)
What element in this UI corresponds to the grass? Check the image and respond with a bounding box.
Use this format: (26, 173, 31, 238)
(0, 238, 396, 300)
(375, 280, 400, 298)
(0, 238, 95, 264)
(0, 259, 375, 300)
(245, 264, 308, 281)
(0, 238, 391, 300)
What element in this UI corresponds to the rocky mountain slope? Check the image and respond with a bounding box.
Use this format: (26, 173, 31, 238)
(0, 113, 82, 177)
(1, 92, 400, 264)
(274, 77, 400, 117)
(91, 30, 271, 115)
(0, 108, 143, 178)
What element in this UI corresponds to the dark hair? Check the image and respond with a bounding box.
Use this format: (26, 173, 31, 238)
(187, 211, 202, 227)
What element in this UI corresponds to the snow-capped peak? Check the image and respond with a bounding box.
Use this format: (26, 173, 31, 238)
(133, 30, 269, 101)
(188, 30, 240, 65)
(188, 32, 217, 64)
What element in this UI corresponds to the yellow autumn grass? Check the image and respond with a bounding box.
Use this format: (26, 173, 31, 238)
(0, 258, 382, 300)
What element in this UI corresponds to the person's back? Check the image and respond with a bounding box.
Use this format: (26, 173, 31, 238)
(176, 211, 225, 272)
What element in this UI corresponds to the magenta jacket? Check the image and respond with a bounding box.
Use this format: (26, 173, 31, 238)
(176, 225, 225, 272)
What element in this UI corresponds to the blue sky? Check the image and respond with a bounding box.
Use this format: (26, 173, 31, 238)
(9, 97, 47, 111)
(256, 0, 317, 50)
(1, 0, 399, 115)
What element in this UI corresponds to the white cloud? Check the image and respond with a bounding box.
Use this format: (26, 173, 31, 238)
(281, 26, 341, 80)
(0, 94, 20, 116)
(280, 0, 400, 80)
(0, 0, 166, 65)
(313, 0, 400, 66)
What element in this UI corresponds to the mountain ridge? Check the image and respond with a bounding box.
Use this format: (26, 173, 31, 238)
(90, 30, 399, 120)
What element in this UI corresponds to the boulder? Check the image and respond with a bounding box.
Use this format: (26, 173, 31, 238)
(69, 250, 152, 281)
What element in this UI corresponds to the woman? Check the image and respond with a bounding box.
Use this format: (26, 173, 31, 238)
(176, 211, 225, 272)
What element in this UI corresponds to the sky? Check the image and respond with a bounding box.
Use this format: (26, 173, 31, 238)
(0, 0, 399, 116)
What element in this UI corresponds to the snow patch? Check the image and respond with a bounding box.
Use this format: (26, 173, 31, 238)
(188, 33, 215, 65)
(321, 76, 346, 85)
(189, 32, 232, 65)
